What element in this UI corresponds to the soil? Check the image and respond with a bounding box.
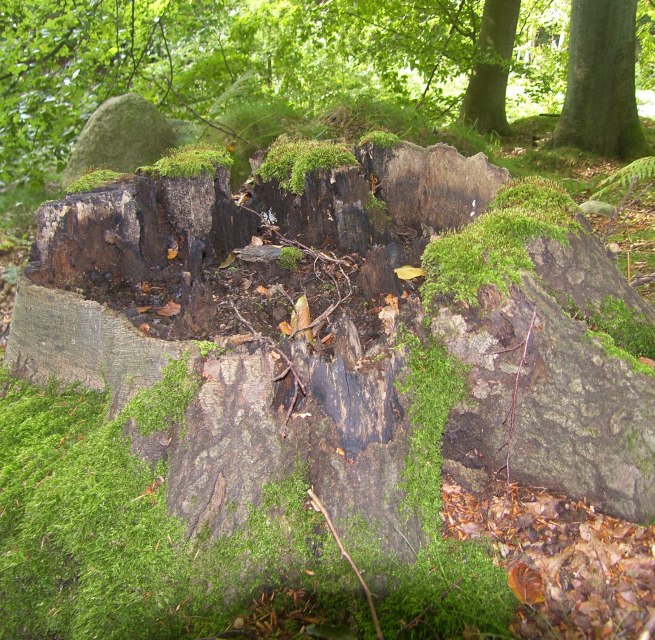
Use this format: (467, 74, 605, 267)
(59, 235, 418, 355)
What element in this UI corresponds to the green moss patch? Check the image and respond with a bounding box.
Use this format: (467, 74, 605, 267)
(358, 129, 401, 148)
(586, 296, 655, 360)
(276, 246, 305, 270)
(66, 169, 129, 194)
(0, 369, 190, 640)
(587, 330, 655, 376)
(117, 354, 201, 435)
(139, 144, 233, 179)
(257, 138, 359, 195)
(422, 178, 580, 306)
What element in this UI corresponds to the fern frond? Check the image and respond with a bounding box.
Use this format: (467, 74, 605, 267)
(593, 156, 655, 199)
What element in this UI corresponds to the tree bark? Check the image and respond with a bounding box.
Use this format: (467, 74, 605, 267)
(551, 0, 648, 159)
(459, 0, 521, 135)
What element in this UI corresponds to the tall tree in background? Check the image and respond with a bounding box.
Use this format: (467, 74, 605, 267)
(551, 0, 648, 158)
(459, 0, 521, 135)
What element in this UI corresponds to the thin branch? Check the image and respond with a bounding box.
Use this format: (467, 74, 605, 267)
(157, 77, 249, 143)
(307, 488, 384, 640)
(217, 32, 236, 82)
(631, 272, 655, 287)
(496, 306, 538, 497)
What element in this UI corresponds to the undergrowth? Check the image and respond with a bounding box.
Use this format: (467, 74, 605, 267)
(586, 296, 655, 361)
(422, 178, 580, 306)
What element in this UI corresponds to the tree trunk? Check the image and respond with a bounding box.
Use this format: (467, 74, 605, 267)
(551, 0, 648, 159)
(459, 0, 521, 135)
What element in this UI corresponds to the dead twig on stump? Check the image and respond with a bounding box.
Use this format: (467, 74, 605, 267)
(307, 488, 384, 640)
(495, 305, 538, 498)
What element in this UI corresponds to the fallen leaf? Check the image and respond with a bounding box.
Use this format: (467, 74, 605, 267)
(218, 252, 236, 268)
(336, 447, 346, 457)
(378, 305, 398, 334)
(384, 293, 399, 309)
(321, 333, 334, 345)
(250, 235, 264, 246)
(291, 294, 313, 343)
(508, 562, 545, 605)
(136, 305, 152, 313)
(139, 282, 151, 294)
(139, 323, 151, 334)
(279, 321, 293, 336)
(394, 265, 426, 280)
(167, 247, 178, 260)
(156, 300, 181, 317)
(256, 285, 271, 298)
(638, 356, 655, 369)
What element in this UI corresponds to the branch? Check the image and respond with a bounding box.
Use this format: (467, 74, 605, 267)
(307, 488, 384, 640)
(495, 305, 538, 496)
(630, 272, 655, 287)
(159, 77, 249, 143)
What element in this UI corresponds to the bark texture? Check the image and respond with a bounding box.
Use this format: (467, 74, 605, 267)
(459, 0, 521, 135)
(551, 0, 648, 158)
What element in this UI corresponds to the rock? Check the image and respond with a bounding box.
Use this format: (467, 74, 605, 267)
(579, 199, 615, 218)
(433, 231, 655, 521)
(355, 141, 511, 233)
(63, 93, 175, 188)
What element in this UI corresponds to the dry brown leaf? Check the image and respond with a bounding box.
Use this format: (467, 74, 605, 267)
(156, 300, 181, 317)
(384, 293, 399, 309)
(336, 447, 346, 457)
(256, 285, 272, 298)
(167, 247, 178, 260)
(139, 282, 151, 294)
(138, 323, 151, 334)
(638, 356, 655, 369)
(291, 295, 313, 343)
(218, 252, 236, 268)
(136, 305, 152, 314)
(279, 321, 293, 336)
(321, 333, 334, 345)
(508, 562, 545, 605)
(250, 235, 264, 246)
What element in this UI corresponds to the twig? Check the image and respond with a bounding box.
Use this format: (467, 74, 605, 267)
(631, 272, 655, 287)
(496, 306, 538, 497)
(307, 488, 384, 640)
(160, 77, 249, 143)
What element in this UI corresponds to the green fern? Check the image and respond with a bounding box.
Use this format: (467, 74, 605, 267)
(593, 156, 655, 199)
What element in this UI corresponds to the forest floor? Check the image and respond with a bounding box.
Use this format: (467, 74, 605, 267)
(0, 130, 654, 638)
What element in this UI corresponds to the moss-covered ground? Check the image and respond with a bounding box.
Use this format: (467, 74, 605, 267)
(0, 340, 516, 639)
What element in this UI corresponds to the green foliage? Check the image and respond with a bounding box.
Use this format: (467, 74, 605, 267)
(586, 331, 655, 377)
(257, 138, 358, 195)
(276, 246, 305, 270)
(116, 355, 201, 435)
(358, 129, 401, 148)
(593, 156, 655, 200)
(586, 296, 655, 360)
(138, 145, 233, 179)
(433, 122, 498, 157)
(422, 178, 579, 306)
(0, 369, 189, 639)
(65, 169, 128, 194)
(192, 340, 226, 358)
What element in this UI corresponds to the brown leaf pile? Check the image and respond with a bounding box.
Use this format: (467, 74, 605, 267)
(442, 477, 655, 639)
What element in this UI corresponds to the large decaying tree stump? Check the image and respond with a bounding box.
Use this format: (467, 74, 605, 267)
(6, 139, 655, 583)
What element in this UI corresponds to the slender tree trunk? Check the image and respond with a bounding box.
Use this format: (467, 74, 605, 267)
(551, 0, 648, 159)
(459, 0, 521, 135)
